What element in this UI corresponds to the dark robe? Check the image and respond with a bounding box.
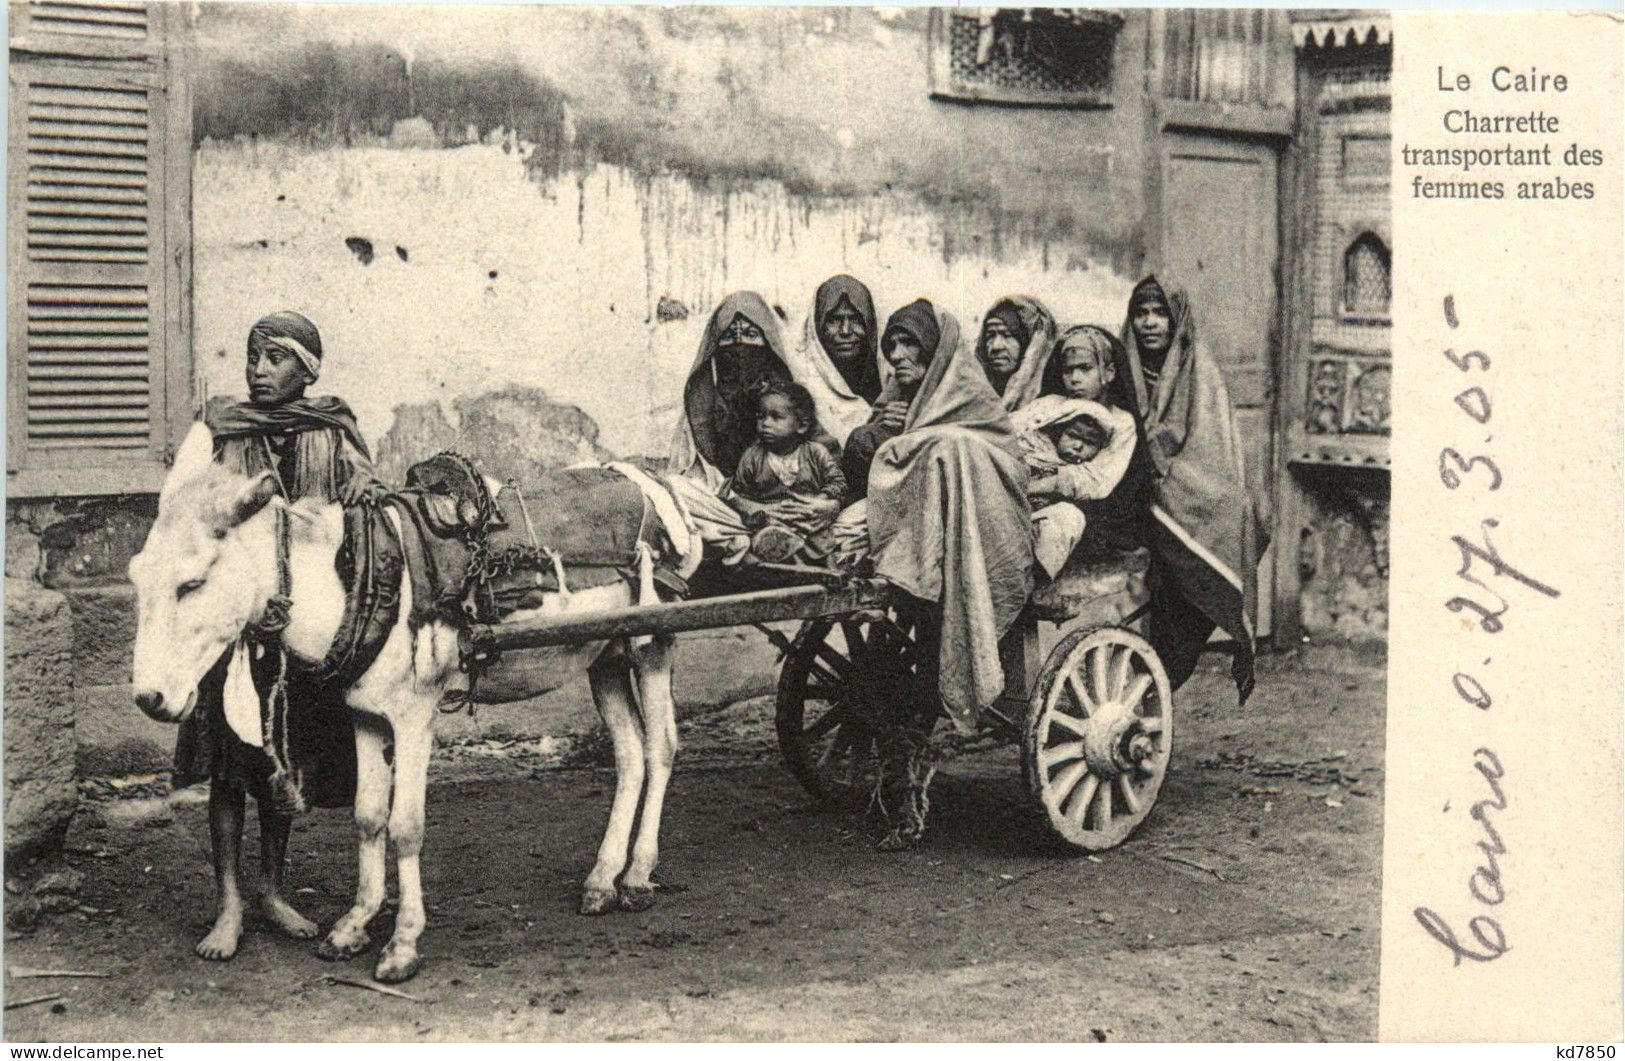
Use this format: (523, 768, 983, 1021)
(842, 300, 940, 501)
(172, 398, 371, 808)
(1116, 276, 1269, 701)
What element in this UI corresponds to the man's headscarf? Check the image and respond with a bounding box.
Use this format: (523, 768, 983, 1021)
(976, 296, 1058, 411)
(1116, 273, 1268, 703)
(249, 311, 324, 381)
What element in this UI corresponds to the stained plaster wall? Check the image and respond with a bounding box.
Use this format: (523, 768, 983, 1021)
(188, 4, 1154, 458)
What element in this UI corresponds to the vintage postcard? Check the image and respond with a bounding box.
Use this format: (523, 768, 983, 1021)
(1, 1, 1619, 1045)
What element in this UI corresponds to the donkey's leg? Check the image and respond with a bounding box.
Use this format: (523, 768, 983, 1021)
(196, 781, 247, 960)
(581, 651, 646, 915)
(319, 716, 391, 960)
(374, 704, 434, 984)
(620, 634, 678, 911)
(256, 803, 318, 939)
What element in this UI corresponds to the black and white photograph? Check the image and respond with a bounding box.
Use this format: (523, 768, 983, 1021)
(5, 1, 1611, 1044)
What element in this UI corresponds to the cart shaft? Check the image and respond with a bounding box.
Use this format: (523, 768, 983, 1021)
(467, 578, 891, 652)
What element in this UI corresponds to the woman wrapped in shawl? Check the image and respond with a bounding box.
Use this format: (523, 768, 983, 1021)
(864, 302, 1035, 734)
(1117, 276, 1269, 701)
(840, 299, 940, 500)
(666, 292, 843, 563)
(784, 274, 883, 447)
(165, 311, 371, 962)
(975, 295, 1059, 411)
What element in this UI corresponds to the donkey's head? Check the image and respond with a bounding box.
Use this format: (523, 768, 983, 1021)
(128, 465, 281, 722)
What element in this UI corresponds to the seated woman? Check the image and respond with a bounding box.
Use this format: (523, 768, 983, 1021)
(666, 291, 843, 565)
(1115, 275, 1268, 701)
(1018, 324, 1149, 576)
(840, 298, 937, 500)
(786, 274, 883, 446)
(720, 380, 847, 564)
(854, 303, 1033, 733)
(975, 295, 1058, 411)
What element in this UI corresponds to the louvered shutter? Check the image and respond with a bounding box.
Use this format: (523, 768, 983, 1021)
(7, 1, 190, 497)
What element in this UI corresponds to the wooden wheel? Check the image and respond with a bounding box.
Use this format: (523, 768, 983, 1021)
(775, 607, 939, 805)
(1022, 625, 1173, 851)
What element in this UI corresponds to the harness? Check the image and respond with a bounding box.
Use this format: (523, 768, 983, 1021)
(245, 452, 686, 806)
(247, 504, 304, 815)
(249, 498, 406, 815)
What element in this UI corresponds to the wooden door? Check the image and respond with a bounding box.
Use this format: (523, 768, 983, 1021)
(1161, 131, 1279, 634)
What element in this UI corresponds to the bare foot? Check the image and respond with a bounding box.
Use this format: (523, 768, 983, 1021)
(196, 906, 243, 960)
(260, 894, 319, 940)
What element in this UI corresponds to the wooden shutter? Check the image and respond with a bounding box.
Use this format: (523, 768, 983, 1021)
(7, 2, 189, 497)
(9, 1, 159, 61)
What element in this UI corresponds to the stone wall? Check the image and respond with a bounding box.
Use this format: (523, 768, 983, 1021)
(4, 580, 78, 858)
(1293, 468, 1389, 641)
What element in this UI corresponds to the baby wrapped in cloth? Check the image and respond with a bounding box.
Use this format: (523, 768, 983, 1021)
(1013, 395, 1138, 578)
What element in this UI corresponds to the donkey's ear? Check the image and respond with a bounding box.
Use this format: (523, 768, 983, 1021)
(229, 472, 278, 527)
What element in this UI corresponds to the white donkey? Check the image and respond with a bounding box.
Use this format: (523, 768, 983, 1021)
(129, 462, 695, 983)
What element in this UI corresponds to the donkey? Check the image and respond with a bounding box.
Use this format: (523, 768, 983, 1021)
(129, 462, 696, 983)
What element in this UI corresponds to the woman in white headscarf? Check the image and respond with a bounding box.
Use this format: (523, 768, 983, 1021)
(783, 274, 883, 447)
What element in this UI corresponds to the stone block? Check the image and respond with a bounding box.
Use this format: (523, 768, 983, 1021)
(65, 584, 137, 688)
(4, 578, 78, 858)
(75, 682, 178, 776)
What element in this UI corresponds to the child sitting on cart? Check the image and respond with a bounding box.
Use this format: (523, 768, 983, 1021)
(721, 379, 848, 564)
(1016, 324, 1141, 577)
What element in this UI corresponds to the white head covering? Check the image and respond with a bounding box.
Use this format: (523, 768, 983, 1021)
(784, 275, 882, 445)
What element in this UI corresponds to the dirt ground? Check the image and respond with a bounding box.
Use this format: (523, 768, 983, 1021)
(4, 646, 1384, 1043)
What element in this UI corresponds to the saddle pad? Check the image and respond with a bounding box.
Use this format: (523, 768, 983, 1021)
(491, 466, 651, 568)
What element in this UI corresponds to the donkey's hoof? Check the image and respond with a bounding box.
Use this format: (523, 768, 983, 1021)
(618, 885, 657, 913)
(578, 888, 618, 916)
(876, 828, 922, 852)
(374, 944, 422, 984)
(316, 929, 370, 961)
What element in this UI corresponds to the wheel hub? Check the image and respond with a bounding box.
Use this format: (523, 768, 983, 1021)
(1081, 709, 1151, 778)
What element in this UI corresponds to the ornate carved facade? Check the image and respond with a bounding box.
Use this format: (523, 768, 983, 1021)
(1288, 14, 1391, 468)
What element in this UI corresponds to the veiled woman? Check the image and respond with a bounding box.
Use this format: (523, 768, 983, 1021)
(784, 274, 883, 447)
(1115, 276, 1269, 701)
(666, 292, 842, 562)
(975, 295, 1058, 411)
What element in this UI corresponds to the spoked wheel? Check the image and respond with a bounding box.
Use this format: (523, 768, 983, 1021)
(775, 606, 940, 806)
(1022, 625, 1174, 851)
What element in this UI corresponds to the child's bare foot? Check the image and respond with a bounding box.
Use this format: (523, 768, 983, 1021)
(750, 525, 804, 564)
(260, 894, 319, 939)
(196, 905, 243, 960)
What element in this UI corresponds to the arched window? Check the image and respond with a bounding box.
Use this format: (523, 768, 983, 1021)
(1342, 232, 1391, 321)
